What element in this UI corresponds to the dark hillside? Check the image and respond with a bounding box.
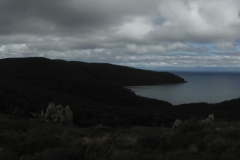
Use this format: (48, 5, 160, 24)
(0, 57, 185, 107)
(0, 57, 185, 85)
(80, 63, 186, 86)
(0, 57, 183, 127)
(0, 58, 181, 119)
(174, 98, 240, 121)
(1, 57, 240, 128)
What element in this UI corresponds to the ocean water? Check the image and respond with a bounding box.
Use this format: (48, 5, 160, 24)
(127, 71, 240, 105)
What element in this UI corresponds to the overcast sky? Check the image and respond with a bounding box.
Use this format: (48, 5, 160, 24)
(0, 0, 240, 69)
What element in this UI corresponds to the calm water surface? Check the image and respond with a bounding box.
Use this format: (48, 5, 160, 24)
(127, 71, 240, 105)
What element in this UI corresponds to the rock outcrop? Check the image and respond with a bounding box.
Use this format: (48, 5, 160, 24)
(45, 102, 55, 120)
(200, 114, 214, 124)
(39, 110, 45, 121)
(171, 119, 182, 129)
(40, 102, 74, 126)
(64, 106, 73, 122)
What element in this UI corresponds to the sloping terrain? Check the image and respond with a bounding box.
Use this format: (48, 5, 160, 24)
(1, 58, 240, 160)
(0, 57, 185, 86)
(0, 57, 239, 128)
(0, 57, 185, 127)
(0, 57, 186, 108)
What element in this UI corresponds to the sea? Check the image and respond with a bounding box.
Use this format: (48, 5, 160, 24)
(127, 71, 240, 105)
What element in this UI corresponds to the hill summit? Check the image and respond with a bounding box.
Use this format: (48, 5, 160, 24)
(0, 57, 185, 106)
(0, 57, 185, 86)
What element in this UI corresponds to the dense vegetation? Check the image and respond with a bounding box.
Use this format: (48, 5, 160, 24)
(0, 57, 240, 159)
(0, 57, 185, 86)
(0, 57, 240, 127)
(0, 57, 181, 126)
(0, 57, 182, 108)
(1, 113, 240, 160)
(0, 58, 240, 127)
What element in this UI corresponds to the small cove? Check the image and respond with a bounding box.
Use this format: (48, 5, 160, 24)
(126, 71, 240, 105)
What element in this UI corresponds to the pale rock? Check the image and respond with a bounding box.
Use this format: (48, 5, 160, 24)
(64, 105, 73, 122)
(207, 114, 214, 123)
(54, 110, 66, 125)
(45, 102, 55, 120)
(55, 114, 66, 125)
(200, 114, 214, 124)
(39, 110, 45, 121)
(42, 102, 74, 126)
(55, 105, 64, 112)
(172, 119, 182, 129)
(57, 110, 63, 116)
(95, 124, 103, 129)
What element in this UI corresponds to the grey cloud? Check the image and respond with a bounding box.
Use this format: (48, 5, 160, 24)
(146, 0, 240, 43)
(0, 0, 240, 69)
(0, 0, 159, 36)
(215, 42, 236, 51)
(113, 54, 240, 68)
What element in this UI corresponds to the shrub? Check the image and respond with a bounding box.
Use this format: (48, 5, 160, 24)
(221, 128, 240, 140)
(208, 138, 232, 154)
(136, 130, 171, 153)
(179, 122, 205, 133)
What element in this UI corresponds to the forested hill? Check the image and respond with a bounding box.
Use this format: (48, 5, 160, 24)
(0, 57, 185, 86)
(0, 57, 185, 112)
(0, 57, 240, 128)
(73, 62, 186, 86)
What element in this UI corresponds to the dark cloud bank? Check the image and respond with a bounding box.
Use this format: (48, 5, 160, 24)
(0, 0, 240, 69)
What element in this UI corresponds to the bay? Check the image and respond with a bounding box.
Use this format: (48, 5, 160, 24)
(127, 71, 240, 105)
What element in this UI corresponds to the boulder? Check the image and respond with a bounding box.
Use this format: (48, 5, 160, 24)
(54, 105, 64, 112)
(41, 102, 74, 126)
(39, 110, 45, 121)
(64, 105, 73, 122)
(45, 102, 55, 120)
(171, 119, 182, 129)
(200, 114, 214, 124)
(55, 114, 66, 125)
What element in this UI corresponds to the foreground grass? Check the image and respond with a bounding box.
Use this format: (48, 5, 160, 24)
(0, 114, 240, 160)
